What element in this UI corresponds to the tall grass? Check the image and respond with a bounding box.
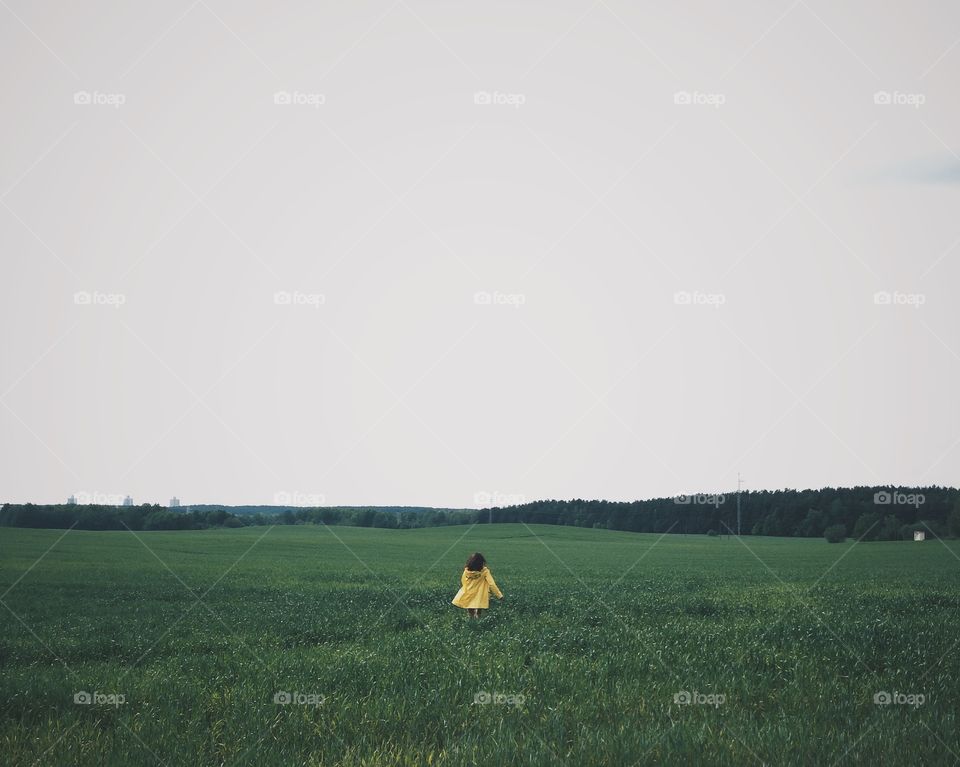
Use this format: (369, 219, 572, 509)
(1, 524, 957, 765)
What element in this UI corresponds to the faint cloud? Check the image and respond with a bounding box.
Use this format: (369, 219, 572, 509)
(867, 155, 960, 184)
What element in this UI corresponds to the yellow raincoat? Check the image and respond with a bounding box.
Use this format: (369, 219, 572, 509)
(451, 566, 503, 609)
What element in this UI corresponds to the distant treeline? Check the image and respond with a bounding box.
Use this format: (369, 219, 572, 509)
(188, 504, 469, 516)
(0, 504, 473, 531)
(0, 505, 248, 531)
(482, 486, 960, 540)
(2, 486, 959, 539)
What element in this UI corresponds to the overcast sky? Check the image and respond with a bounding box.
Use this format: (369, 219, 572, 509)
(2, 1, 958, 508)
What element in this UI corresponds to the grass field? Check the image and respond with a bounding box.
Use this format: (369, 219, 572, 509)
(1, 523, 958, 766)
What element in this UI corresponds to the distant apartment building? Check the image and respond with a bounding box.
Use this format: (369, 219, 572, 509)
(123, 495, 134, 507)
(66, 495, 77, 505)
(170, 497, 181, 508)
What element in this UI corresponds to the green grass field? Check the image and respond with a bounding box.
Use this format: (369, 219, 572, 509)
(1, 523, 958, 766)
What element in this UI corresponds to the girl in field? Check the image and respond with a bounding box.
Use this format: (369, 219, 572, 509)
(452, 552, 503, 619)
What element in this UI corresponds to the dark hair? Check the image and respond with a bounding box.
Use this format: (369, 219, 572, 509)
(465, 552, 486, 571)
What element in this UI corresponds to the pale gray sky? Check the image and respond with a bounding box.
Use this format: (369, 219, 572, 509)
(1, 1, 958, 507)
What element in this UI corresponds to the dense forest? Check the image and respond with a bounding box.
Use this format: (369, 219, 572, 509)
(2, 486, 958, 540)
(483, 486, 960, 541)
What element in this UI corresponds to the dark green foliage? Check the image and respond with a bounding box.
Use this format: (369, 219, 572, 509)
(879, 515, 901, 541)
(824, 524, 846, 543)
(0, 503, 248, 531)
(0, 504, 476, 532)
(852, 513, 881, 541)
(948, 500, 960, 537)
(3, 486, 958, 539)
(483, 486, 958, 540)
